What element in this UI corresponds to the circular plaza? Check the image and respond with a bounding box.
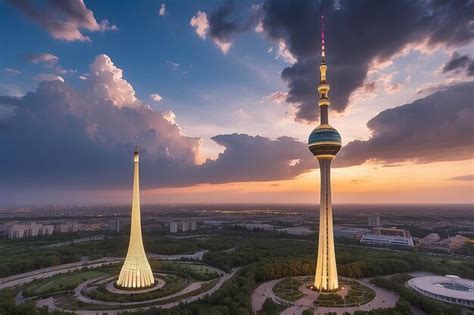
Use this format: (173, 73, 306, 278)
(9, 259, 234, 315)
(252, 276, 399, 314)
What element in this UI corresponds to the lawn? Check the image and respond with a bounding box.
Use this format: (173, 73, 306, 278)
(24, 269, 111, 297)
(314, 279, 376, 307)
(273, 277, 304, 301)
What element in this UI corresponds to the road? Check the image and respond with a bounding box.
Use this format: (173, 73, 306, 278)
(0, 257, 121, 290)
(0, 250, 210, 291)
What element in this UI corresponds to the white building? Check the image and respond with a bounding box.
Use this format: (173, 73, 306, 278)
(368, 215, 381, 227)
(40, 225, 54, 236)
(360, 227, 414, 247)
(56, 223, 80, 233)
(181, 221, 190, 232)
(190, 221, 197, 231)
(169, 222, 178, 233)
(7, 222, 55, 239)
(408, 275, 474, 308)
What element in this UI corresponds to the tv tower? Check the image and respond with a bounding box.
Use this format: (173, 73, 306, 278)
(308, 16, 341, 291)
(117, 148, 155, 288)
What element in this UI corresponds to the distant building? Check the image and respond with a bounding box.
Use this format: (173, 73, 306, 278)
(368, 215, 381, 227)
(419, 233, 440, 245)
(236, 223, 274, 231)
(360, 227, 414, 247)
(56, 223, 81, 233)
(276, 226, 313, 235)
(7, 222, 54, 239)
(41, 225, 54, 236)
(170, 222, 178, 233)
(334, 226, 369, 239)
(181, 221, 190, 232)
(439, 235, 469, 250)
(190, 221, 197, 231)
(115, 219, 120, 233)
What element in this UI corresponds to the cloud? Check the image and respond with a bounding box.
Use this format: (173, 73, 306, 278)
(442, 51, 474, 77)
(8, 0, 117, 42)
(0, 54, 316, 192)
(85, 54, 138, 108)
(190, 11, 209, 39)
(150, 93, 162, 102)
(265, 91, 288, 104)
(26, 52, 59, 65)
(159, 3, 166, 16)
(166, 60, 180, 71)
(35, 73, 64, 82)
(276, 40, 296, 64)
(448, 175, 474, 181)
(256, 0, 474, 122)
(336, 82, 474, 167)
(3, 68, 21, 76)
(190, 2, 259, 54)
(190, 10, 232, 54)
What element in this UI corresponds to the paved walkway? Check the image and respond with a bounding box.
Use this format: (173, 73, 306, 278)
(251, 277, 400, 315)
(104, 277, 165, 294)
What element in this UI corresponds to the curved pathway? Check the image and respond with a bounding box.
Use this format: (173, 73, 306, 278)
(50, 268, 239, 315)
(251, 277, 399, 315)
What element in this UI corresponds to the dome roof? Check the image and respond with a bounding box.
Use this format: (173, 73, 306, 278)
(308, 125, 341, 146)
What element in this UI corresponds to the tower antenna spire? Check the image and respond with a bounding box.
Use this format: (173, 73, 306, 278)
(321, 15, 326, 64)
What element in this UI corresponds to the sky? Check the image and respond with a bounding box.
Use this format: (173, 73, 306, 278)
(0, 0, 473, 205)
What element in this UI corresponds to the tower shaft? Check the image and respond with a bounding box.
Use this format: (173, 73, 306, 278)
(314, 158, 338, 290)
(117, 150, 154, 288)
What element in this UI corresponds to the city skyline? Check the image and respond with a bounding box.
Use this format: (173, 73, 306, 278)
(0, 0, 473, 205)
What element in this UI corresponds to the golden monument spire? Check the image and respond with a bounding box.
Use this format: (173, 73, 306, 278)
(117, 148, 155, 288)
(308, 15, 341, 291)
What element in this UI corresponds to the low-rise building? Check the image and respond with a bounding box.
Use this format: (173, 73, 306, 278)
(276, 226, 313, 235)
(334, 226, 369, 239)
(360, 227, 414, 247)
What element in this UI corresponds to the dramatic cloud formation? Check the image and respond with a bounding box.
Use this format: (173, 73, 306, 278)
(85, 54, 138, 108)
(0, 55, 315, 191)
(337, 82, 474, 166)
(202, 0, 474, 122)
(8, 0, 117, 41)
(442, 52, 474, 77)
(26, 52, 59, 65)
